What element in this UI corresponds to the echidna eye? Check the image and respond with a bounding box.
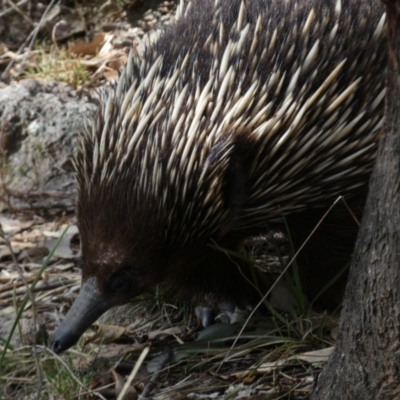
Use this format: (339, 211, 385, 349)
(110, 274, 129, 292)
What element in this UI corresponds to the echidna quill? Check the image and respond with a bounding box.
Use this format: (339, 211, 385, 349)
(49, 0, 387, 354)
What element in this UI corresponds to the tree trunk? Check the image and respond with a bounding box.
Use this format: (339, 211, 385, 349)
(312, 2, 400, 399)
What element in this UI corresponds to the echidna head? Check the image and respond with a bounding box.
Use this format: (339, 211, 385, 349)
(49, 187, 175, 354)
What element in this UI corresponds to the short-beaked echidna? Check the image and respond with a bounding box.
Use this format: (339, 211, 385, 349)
(49, 0, 387, 353)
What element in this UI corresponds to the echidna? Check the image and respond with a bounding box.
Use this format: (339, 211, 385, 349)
(49, 0, 387, 354)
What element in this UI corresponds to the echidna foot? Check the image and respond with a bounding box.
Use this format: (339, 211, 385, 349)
(195, 300, 254, 327)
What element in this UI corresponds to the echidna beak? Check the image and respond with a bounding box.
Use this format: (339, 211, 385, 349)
(49, 278, 108, 354)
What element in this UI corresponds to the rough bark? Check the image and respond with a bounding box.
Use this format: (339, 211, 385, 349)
(312, 2, 400, 399)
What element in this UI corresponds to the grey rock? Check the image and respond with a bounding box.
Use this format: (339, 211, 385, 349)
(0, 79, 98, 208)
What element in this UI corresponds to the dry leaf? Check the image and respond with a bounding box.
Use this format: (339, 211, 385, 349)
(294, 346, 333, 363)
(69, 33, 107, 56)
(112, 369, 138, 400)
(0, 216, 33, 235)
(98, 33, 114, 55)
(257, 346, 333, 373)
(84, 323, 127, 346)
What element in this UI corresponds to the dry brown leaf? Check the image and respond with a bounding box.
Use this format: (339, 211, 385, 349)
(103, 68, 120, 82)
(109, 52, 128, 69)
(112, 369, 138, 400)
(83, 323, 127, 346)
(69, 33, 107, 56)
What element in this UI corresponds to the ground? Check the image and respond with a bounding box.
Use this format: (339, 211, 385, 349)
(0, 1, 337, 399)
